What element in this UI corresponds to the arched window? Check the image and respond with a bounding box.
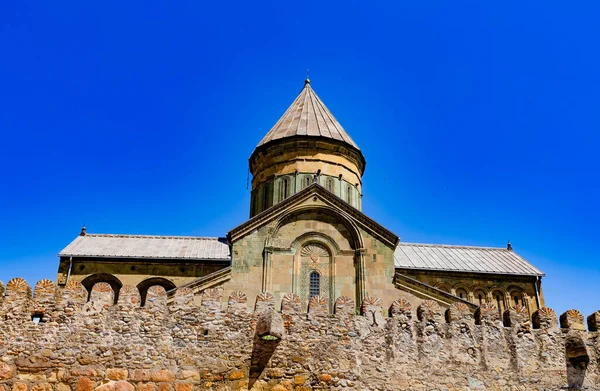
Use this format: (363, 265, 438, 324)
(309, 271, 320, 299)
(303, 176, 311, 189)
(456, 288, 468, 300)
(511, 292, 523, 307)
(262, 183, 269, 210)
(326, 178, 334, 193)
(347, 186, 353, 205)
(279, 178, 289, 201)
(494, 292, 505, 319)
(473, 289, 487, 306)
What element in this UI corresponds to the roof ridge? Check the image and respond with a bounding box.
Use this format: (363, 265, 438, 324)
(397, 242, 509, 251)
(85, 233, 227, 240)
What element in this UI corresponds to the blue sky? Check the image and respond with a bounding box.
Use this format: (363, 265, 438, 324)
(1, 1, 598, 318)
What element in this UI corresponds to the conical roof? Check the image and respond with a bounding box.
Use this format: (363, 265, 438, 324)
(256, 80, 360, 150)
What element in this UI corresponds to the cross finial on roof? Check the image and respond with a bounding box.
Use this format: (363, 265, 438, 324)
(80, 225, 87, 236)
(507, 240, 512, 251)
(305, 69, 310, 85)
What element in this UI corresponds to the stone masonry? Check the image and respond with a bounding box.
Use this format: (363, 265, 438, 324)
(0, 277, 598, 391)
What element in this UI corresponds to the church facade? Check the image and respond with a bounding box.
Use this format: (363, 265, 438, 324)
(56, 79, 545, 319)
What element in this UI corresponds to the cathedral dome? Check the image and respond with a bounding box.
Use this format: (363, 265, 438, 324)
(249, 80, 366, 216)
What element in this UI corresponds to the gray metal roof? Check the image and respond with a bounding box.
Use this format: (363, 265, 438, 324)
(394, 243, 544, 276)
(59, 234, 231, 261)
(257, 80, 360, 150)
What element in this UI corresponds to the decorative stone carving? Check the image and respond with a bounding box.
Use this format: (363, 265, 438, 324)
(447, 302, 472, 322)
(334, 296, 355, 316)
(227, 291, 247, 314)
(6, 278, 32, 297)
(560, 309, 586, 331)
(362, 297, 384, 327)
(201, 288, 222, 313)
(532, 307, 557, 330)
(503, 305, 529, 327)
(417, 300, 441, 322)
(281, 293, 301, 314)
(254, 292, 274, 313)
(34, 279, 56, 295)
(300, 243, 328, 263)
(390, 298, 412, 319)
(90, 282, 114, 306)
(308, 295, 328, 317)
(475, 303, 499, 324)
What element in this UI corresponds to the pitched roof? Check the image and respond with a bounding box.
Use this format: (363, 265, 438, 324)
(256, 80, 360, 150)
(59, 234, 231, 261)
(394, 242, 544, 276)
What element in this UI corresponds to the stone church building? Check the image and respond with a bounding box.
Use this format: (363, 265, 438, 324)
(55, 79, 545, 320)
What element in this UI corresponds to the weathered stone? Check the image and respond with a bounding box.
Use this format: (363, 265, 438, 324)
(114, 382, 134, 391)
(12, 383, 27, 391)
(94, 381, 116, 391)
(135, 384, 154, 391)
(76, 378, 95, 391)
(0, 363, 16, 380)
(156, 384, 172, 391)
(106, 369, 128, 381)
(30, 384, 52, 391)
(129, 370, 151, 382)
(228, 371, 244, 381)
(150, 371, 174, 383)
(56, 384, 71, 391)
(173, 383, 191, 391)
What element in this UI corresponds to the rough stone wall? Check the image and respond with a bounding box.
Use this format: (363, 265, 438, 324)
(0, 277, 599, 391)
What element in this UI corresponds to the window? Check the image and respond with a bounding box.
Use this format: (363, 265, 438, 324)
(303, 176, 311, 189)
(478, 294, 483, 305)
(326, 178, 334, 193)
(495, 293, 504, 319)
(309, 271, 320, 299)
(514, 296, 519, 306)
(347, 186, 353, 205)
(456, 288, 468, 300)
(279, 178, 289, 201)
(262, 183, 269, 210)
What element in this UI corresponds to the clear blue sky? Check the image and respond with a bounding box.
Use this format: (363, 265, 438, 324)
(1, 1, 598, 318)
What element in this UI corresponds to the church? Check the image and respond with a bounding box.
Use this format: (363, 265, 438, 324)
(55, 79, 545, 320)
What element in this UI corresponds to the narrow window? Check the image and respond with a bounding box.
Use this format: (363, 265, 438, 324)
(514, 296, 519, 306)
(309, 271, 320, 299)
(326, 178, 333, 193)
(459, 292, 464, 299)
(303, 176, 311, 189)
(279, 178, 289, 201)
(347, 186, 352, 205)
(31, 313, 44, 324)
(262, 183, 269, 210)
(478, 294, 483, 305)
(496, 295, 502, 319)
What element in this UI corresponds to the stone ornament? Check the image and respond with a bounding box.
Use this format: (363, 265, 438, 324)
(281, 293, 301, 314)
(203, 288, 222, 301)
(417, 300, 441, 321)
(532, 307, 557, 330)
(308, 295, 328, 316)
(6, 278, 32, 297)
(228, 290, 247, 305)
(34, 279, 56, 295)
(255, 292, 274, 312)
(390, 298, 412, 318)
(362, 297, 385, 327)
(503, 304, 529, 327)
(118, 285, 141, 306)
(334, 296, 355, 316)
(301, 243, 329, 263)
(560, 309, 586, 331)
(475, 303, 499, 324)
(227, 291, 248, 314)
(447, 302, 472, 322)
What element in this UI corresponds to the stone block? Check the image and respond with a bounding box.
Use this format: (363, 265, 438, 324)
(560, 309, 586, 331)
(106, 369, 128, 381)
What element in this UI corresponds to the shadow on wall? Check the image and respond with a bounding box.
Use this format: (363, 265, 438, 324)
(565, 331, 589, 390)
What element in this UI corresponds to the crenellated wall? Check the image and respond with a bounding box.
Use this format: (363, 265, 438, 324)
(0, 277, 598, 391)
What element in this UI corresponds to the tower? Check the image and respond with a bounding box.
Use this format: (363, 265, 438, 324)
(248, 79, 366, 216)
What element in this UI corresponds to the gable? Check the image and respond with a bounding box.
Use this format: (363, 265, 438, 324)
(227, 183, 399, 249)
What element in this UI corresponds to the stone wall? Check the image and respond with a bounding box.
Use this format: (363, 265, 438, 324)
(0, 277, 598, 391)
